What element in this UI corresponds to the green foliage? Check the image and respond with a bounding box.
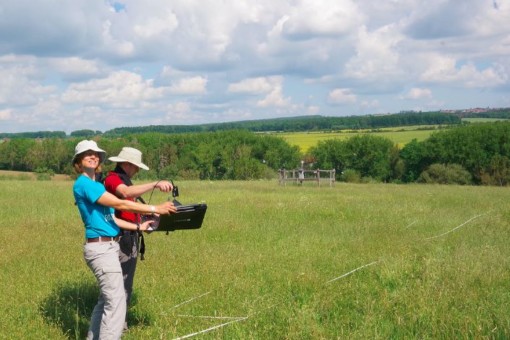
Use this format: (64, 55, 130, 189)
(400, 139, 429, 182)
(418, 122, 510, 184)
(69, 129, 102, 137)
(480, 155, 510, 186)
(0, 131, 66, 139)
(98, 130, 301, 180)
(418, 163, 473, 185)
(2, 121, 510, 185)
(340, 169, 361, 183)
(0, 138, 36, 171)
(35, 167, 55, 181)
(310, 134, 396, 182)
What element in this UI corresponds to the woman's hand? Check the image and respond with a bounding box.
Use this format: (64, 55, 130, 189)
(140, 219, 154, 232)
(154, 201, 177, 215)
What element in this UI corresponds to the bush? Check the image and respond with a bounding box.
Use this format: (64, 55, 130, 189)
(35, 167, 55, 181)
(341, 169, 361, 183)
(418, 163, 472, 185)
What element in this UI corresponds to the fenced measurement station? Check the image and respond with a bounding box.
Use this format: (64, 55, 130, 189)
(278, 168, 336, 187)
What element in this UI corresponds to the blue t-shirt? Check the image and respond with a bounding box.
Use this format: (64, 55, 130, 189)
(73, 174, 120, 239)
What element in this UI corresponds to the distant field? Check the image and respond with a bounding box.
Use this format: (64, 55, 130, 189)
(276, 120, 509, 152)
(277, 128, 437, 152)
(0, 170, 70, 181)
(462, 117, 509, 123)
(1, 180, 509, 339)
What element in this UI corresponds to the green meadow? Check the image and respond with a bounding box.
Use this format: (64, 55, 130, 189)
(1, 180, 509, 339)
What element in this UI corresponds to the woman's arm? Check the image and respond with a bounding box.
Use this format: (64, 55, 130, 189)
(114, 216, 153, 231)
(97, 191, 177, 215)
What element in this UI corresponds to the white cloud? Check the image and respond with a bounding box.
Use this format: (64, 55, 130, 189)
(281, 0, 363, 40)
(227, 75, 292, 108)
(47, 57, 102, 80)
(327, 88, 357, 105)
(403, 88, 432, 100)
(228, 76, 280, 94)
(0, 60, 56, 105)
(257, 87, 290, 108)
(0, 109, 12, 120)
(360, 99, 380, 110)
(133, 10, 178, 38)
(101, 20, 135, 57)
(0, 0, 509, 133)
(307, 105, 320, 115)
(420, 55, 508, 88)
(169, 76, 208, 95)
(164, 101, 193, 122)
(344, 25, 404, 81)
(61, 70, 166, 107)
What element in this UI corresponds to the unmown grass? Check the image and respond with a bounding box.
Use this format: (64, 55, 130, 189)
(0, 180, 509, 339)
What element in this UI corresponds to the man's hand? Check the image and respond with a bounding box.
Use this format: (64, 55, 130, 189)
(155, 180, 173, 193)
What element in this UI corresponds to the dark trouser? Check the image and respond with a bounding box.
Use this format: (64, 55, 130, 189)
(118, 231, 139, 326)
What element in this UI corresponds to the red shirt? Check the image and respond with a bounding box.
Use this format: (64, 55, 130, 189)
(104, 171, 139, 223)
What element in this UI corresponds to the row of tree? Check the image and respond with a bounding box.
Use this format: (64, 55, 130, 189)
(0, 130, 301, 180)
(309, 122, 510, 185)
(102, 111, 462, 135)
(1, 122, 509, 185)
(0, 111, 466, 139)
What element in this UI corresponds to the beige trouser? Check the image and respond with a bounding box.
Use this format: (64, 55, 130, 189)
(84, 241, 126, 340)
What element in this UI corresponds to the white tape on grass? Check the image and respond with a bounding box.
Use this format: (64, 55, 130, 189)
(325, 260, 381, 284)
(177, 314, 247, 320)
(173, 316, 249, 340)
(169, 291, 211, 310)
(424, 214, 485, 240)
(404, 221, 417, 229)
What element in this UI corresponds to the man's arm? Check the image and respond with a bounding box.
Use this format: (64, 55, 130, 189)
(115, 180, 173, 199)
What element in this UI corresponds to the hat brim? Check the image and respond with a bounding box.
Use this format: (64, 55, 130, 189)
(108, 156, 149, 170)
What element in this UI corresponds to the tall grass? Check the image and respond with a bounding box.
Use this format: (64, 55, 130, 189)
(0, 180, 509, 339)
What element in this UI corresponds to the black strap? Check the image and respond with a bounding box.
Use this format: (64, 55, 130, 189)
(139, 233, 145, 260)
(112, 166, 147, 260)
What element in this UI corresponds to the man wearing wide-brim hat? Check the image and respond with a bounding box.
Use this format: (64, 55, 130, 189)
(103, 146, 173, 331)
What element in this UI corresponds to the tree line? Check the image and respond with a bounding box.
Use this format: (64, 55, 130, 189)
(0, 111, 467, 139)
(309, 122, 510, 186)
(0, 130, 301, 180)
(1, 122, 509, 186)
(101, 111, 462, 135)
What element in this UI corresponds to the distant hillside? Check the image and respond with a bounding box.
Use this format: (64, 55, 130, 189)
(2, 108, 509, 139)
(103, 111, 462, 136)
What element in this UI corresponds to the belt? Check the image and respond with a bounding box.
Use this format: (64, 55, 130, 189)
(86, 236, 121, 243)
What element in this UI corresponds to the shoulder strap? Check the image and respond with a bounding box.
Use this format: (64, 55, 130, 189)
(112, 165, 148, 260)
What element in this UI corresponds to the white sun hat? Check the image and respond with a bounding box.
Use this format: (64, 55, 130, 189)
(108, 147, 149, 170)
(72, 140, 106, 164)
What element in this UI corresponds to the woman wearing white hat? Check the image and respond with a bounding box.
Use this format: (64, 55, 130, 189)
(72, 140, 176, 340)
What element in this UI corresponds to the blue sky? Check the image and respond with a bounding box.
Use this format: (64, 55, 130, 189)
(0, 0, 509, 133)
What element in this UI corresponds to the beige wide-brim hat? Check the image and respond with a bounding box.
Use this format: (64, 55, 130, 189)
(72, 140, 106, 164)
(108, 147, 149, 170)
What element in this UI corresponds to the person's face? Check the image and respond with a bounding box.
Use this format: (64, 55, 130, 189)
(80, 150, 100, 170)
(125, 162, 140, 178)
